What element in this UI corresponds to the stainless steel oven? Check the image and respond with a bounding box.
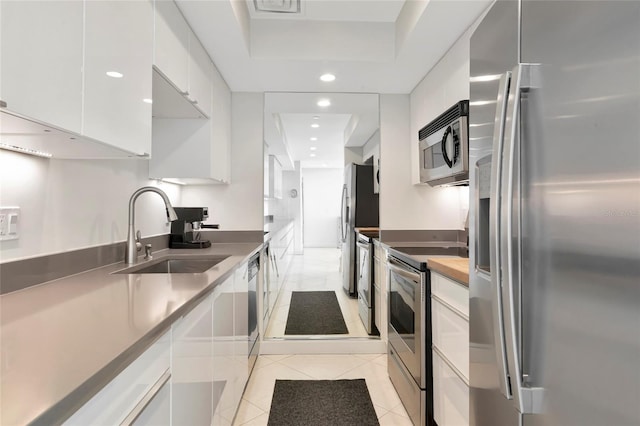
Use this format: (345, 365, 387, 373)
(387, 250, 432, 426)
(419, 100, 469, 187)
(356, 233, 374, 334)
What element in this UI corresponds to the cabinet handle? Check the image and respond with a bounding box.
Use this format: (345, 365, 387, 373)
(120, 369, 171, 426)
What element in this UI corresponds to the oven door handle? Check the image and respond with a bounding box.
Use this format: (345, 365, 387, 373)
(387, 257, 421, 283)
(356, 241, 370, 250)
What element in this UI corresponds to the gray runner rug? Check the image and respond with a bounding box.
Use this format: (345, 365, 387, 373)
(267, 379, 379, 426)
(284, 291, 348, 335)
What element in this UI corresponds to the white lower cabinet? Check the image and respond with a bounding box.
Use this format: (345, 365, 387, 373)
(213, 275, 236, 426)
(373, 242, 388, 341)
(64, 331, 170, 425)
(233, 264, 249, 417)
(171, 293, 214, 426)
(66, 261, 253, 426)
(433, 351, 469, 426)
(430, 270, 469, 426)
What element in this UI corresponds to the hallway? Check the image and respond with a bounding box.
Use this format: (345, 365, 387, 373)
(265, 248, 369, 339)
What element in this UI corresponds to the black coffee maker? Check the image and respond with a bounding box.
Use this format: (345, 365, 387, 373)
(170, 207, 217, 249)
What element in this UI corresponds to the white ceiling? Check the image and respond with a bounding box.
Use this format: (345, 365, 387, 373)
(176, 0, 492, 168)
(264, 92, 379, 169)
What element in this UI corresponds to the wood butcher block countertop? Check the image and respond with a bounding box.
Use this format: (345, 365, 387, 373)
(427, 257, 470, 286)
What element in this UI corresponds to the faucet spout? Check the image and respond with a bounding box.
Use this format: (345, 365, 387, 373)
(125, 186, 178, 264)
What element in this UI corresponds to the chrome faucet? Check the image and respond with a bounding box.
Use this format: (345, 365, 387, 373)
(125, 186, 178, 264)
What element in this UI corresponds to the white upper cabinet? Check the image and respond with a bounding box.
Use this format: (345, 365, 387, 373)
(150, 61, 231, 184)
(153, 0, 189, 94)
(83, 0, 153, 156)
(1, 0, 153, 158)
(187, 32, 213, 118)
(153, 0, 211, 119)
(0, 1, 83, 133)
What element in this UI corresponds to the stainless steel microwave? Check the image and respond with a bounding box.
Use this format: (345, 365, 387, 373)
(418, 100, 469, 186)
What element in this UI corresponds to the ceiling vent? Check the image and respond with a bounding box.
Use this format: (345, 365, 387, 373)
(253, 0, 300, 14)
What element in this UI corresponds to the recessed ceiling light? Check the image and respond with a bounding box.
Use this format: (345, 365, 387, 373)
(313, 116, 320, 120)
(311, 123, 319, 128)
(143, 98, 153, 104)
(310, 147, 317, 150)
(317, 99, 331, 107)
(310, 137, 318, 141)
(310, 153, 316, 157)
(320, 73, 335, 82)
(106, 71, 124, 78)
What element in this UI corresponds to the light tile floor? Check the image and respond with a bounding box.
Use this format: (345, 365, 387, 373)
(233, 354, 412, 425)
(265, 248, 370, 338)
(236, 249, 410, 425)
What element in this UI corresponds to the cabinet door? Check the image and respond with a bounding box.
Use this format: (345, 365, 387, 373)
(213, 276, 235, 426)
(172, 293, 214, 426)
(132, 380, 170, 426)
(65, 331, 170, 425)
(211, 65, 232, 183)
(0, 1, 83, 133)
(188, 31, 213, 118)
(83, 0, 153, 155)
(154, 0, 189, 93)
(233, 264, 249, 413)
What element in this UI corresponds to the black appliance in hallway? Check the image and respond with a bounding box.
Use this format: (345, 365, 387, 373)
(340, 164, 379, 297)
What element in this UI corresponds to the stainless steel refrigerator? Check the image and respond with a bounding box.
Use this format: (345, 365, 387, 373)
(469, 1, 640, 425)
(341, 163, 379, 296)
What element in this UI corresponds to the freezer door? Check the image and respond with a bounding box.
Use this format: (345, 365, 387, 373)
(518, 1, 640, 425)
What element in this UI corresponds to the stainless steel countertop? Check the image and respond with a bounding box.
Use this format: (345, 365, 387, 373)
(0, 242, 262, 426)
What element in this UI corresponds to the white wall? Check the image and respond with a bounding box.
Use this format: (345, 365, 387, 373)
(0, 150, 181, 262)
(379, 94, 467, 231)
(282, 163, 303, 254)
(302, 168, 343, 248)
(378, 19, 484, 232)
(181, 92, 264, 230)
(362, 129, 380, 163)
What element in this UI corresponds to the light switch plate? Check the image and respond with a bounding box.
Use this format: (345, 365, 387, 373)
(0, 207, 20, 241)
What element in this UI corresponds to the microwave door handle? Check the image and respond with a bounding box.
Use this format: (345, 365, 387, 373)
(501, 63, 544, 414)
(489, 71, 512, 401)
(452, 129, 460, 165)
(441, 126, 453, 168)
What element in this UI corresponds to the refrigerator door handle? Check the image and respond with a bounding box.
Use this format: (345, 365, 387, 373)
(489, 70, 512, 400)
(501, 63, 545, 415)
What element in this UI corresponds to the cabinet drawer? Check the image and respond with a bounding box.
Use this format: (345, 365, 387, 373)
(431, 271, 468, 317)
(431, 296, 469, 381)
(65, 330, 170, 425)
(433, 350, 469, 426)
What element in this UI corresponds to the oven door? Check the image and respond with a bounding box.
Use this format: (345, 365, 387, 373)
(419, 117, 468, 184)
(387, 256, 425, 388)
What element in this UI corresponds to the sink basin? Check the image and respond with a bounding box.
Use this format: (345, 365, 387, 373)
(117, 256, 230, 274)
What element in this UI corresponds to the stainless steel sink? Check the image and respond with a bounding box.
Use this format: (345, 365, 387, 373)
(116, 256, 230, 274)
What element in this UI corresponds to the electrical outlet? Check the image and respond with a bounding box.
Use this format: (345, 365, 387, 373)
(0, 207, 19, 241)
